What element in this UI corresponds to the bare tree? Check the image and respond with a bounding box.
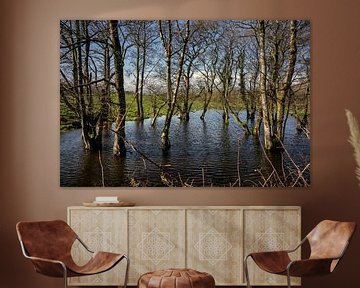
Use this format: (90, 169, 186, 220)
(274, 20, 298, 143)
(215, 27, 238, 125)
(110, 20, 126, 156)
(60, 20, 107, 150)
(128, 21, 158, 121)
(257, 20, 274, 150)
(197, 27, 219, 120)
(247, 44, 259, 122)
(158, 20, 191, 150)
(179, 21, 204, 121)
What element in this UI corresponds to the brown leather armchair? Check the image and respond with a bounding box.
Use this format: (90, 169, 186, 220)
(244, 220, 356, 288)
(16, 220, 129, 288)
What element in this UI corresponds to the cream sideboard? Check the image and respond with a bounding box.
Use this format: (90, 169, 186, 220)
(67, 206, 301, 286)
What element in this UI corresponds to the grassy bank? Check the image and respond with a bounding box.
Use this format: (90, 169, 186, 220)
(60, 93, 309, 132)
(60, 93, 244, 131)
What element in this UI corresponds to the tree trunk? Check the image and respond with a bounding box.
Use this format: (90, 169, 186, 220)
(222, 90, 230, 125)
(83, 21, 92, 115)
(253, 110, 263, 136)
(139, 47, 146, 121)
(219, 49, 232, 125)
(160, 21, 173, 150)
(200, 89, 211, 120)
(258, 20, 273, 150)
(181, 58, 195, 122)
(181, 72, 190, 121)
(275, 20, 297, 143)
(200, 75, 215, 120)
(159, 20, 190, 151)
(135, 45, 141, 120)
(97, 40, 111, 142)
(248, 62, 259, 120)
(139, 22, 147, 121)
(102, 40, 110, 129)
(110, 20, 126, 157)
(238, 51, 249, 119)
(270, 23, 280, 98)
(75, 21, 91, 150)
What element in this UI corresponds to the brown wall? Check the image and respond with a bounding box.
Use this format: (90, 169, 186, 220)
(1, 0, 360, 287)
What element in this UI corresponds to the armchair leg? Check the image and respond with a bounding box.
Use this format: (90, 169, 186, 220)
(62, 264, 68, 288)
(123, 255, 130, 288)
(244, 255, 252, 288)
(286, 270, 291, 288)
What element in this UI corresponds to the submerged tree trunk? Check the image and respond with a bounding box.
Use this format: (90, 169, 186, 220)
(248, 61, 259, 120)
(200, 71, 215, 121)
(75, 21, 91, 150)
(200, 46, 218, 121)
(253, 110, 263, 136)
(200, 88, 212, 120)
(181, 63, 192, 122)
(110, 20, 126, 157)
(159, 20, 173, 150)
(219, 50, 232, 125)
(159, 20, 190, 150)
(258, 20, 273, 150)
(67, 21, 102, 151)
(223, 78, 230, 125)
(222, 91, 230, 125)
(84, 21, 102, 150)
(97, 41, 111, 143)
(238, 50, 249, 118)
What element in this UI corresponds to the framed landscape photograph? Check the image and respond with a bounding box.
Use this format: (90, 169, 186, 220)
(60, 20, 310, 187)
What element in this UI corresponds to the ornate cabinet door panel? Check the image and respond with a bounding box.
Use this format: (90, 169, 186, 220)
(68, 208, 127, 286)
(128, 209, 186, 284)
(243, 208, 301, 286)
(187, 209, 243, 285)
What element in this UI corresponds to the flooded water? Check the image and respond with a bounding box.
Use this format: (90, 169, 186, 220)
(60, 110, 310, 187)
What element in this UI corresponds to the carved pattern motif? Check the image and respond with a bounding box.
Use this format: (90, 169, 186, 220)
(252, 228, 287, 252)
(83, 227, 113, 252)
(194, 227, 232, 265)
(138, 228, 175, 265)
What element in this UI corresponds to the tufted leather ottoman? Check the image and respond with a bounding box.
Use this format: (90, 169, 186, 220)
(138, 268, 215, 288)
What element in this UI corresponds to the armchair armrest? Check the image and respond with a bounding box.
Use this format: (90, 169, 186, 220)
(76, 236, 94, 253)
(285, 237, 307, 253)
